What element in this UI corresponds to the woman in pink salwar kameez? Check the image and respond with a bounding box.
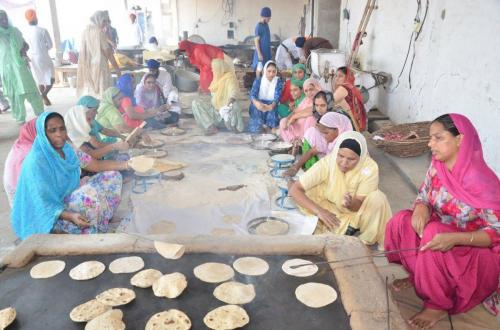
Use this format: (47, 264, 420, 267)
(385, 114, 500, 329)
(279, 78, 321, 143)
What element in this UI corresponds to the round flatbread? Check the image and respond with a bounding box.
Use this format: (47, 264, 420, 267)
(109, 256, 144, 274)
(70, 299, 112, 322)
(84, 309, 125, 330)
(213, 281, 256, 305)
(96, 288, 136, 306)
(255, 220, 288, 235)
(232, 257, 269, 276)
(282, 259, 319, 277)
(147, 221, 176, 235)
(222, 215, 241, 224)
(0, 307, 16, 329)
(30, 260, 65, 279)
(211, 228, 236, 236)
(154, 241, 185, 260)
(152, 272, 188, 299)
(295, 282, 338, 308)
(193, 262, 234, 283)
(130, 269, 163, 288)
(128, 155, 155, 173)
(69, 261, 106, 280)
(145, 309, 192, 330)
(203, 305, 249, 330)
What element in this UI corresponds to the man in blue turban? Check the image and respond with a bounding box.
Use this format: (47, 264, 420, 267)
(252, 7, 272, 76)
(145, 59, 179, 112)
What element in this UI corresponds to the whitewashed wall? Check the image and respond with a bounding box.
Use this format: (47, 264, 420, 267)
(339, 0, 500, 174)
(175, 0, 306, 45)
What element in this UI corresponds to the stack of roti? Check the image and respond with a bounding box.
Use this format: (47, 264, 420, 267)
(152, 273, 188, 299)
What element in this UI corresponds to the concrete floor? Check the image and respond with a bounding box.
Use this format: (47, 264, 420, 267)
(1, 87, 497, 328)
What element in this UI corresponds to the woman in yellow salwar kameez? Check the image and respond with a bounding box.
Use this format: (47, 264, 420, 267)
(191, 58, 244, 135)
(289, 131, 391, 246)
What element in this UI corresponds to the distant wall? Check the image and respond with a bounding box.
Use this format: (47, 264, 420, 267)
(339, 0, 500, 173)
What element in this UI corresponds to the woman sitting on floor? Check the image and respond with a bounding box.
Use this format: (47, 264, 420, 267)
(279, 78, 321, 143)
(311, 90, 334, 120)
(134, 73, 179, 128)
(11, 111, 131, 239)
(332, 66, 366, 131)
(248, 60, 283, 133)
(277, 63, 308, 118)
(384, 114, 500, 329)
(289, 131, 392, 246)
(284, 112, 352, 177)
(65, 96, 129, 160)
(191, 58, 244, 134)
(115, 74, 173, 130)
(3, 118, 36, 207)
(95, 87, 150, 141)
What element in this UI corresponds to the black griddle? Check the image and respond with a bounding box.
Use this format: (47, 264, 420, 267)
(0, 253, 350, 329)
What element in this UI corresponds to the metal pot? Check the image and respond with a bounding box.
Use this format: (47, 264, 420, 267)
(174, 70, 200, 92)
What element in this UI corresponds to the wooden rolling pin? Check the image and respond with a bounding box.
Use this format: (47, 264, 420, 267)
(125, 121, 146, 143)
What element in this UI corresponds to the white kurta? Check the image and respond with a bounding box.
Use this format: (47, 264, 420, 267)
(275, 37, 303, 70)
(25, 25, 54, 85)
(120, 22, 143, 48)
(156, 69, 179, 107)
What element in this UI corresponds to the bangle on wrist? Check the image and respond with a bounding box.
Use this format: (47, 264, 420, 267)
(469, 232, 474, 244)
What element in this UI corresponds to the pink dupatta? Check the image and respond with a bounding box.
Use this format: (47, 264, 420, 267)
(432, 113, 500, 210)
(4, 118, 37, 190)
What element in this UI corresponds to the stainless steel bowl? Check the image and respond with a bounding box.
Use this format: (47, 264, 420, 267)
(174, 70, 200, 92)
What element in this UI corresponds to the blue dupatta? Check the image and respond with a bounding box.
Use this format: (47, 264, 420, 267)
(11, 112, 81, 240)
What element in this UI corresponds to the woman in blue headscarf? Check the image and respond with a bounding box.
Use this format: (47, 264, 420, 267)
(116, 73, 175, 130)
(12, 111, 125, 240)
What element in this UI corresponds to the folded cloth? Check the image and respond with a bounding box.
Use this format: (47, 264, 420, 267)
(219, 105, 233, 122)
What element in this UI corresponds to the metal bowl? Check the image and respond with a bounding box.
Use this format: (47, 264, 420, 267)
(269, 141, 293, 153)
(174, 70, 200, 92)
(247, 216, 290, 235)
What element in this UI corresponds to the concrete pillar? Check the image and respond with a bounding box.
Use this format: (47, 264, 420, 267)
(314, 0, 341, 48)
(48, 0, 62, 64)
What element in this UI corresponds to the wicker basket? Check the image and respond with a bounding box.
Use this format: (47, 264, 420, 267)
(370, 121, 431, 157)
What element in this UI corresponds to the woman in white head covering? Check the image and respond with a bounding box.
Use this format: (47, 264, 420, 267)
(289, 131, 392, 246)
(248, 60, 283, 133)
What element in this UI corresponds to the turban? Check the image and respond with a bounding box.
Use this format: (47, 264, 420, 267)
(146, 59, 160, 69)
(25, 9, 37, 23)
(77, 96, 100, 109)
(260, 7, 271, 18)
(148, 36, 158, 44)
(295, 37, 306, 48)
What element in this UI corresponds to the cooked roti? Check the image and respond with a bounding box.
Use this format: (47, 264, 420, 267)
(255, 220, 288, 235)
(154, 241, 185, 260)
(295, 282, 338, 308)
(232, 257, 269, 276)
(96, 288, 136, 306)
(203, 305, 249, 330)
(213, 281, 256, 305)
(69, 299, 111, 322)
(69, 261, 106, 280)
(281, 258, 319, 277)
(0, 307, 16, 329)
(130, 269, 163, 288)
(84, 309, 125, 330)
(109, 256, 144, 274)
(30, 260, 65, 279)
(193, 262, 234, 283)
(152, 273, 188, 299)
(145, 309, 192, 330)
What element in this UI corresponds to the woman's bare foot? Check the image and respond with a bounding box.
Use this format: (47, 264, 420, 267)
(391, 278, 413, 292)
(408, 308, 447, 329)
